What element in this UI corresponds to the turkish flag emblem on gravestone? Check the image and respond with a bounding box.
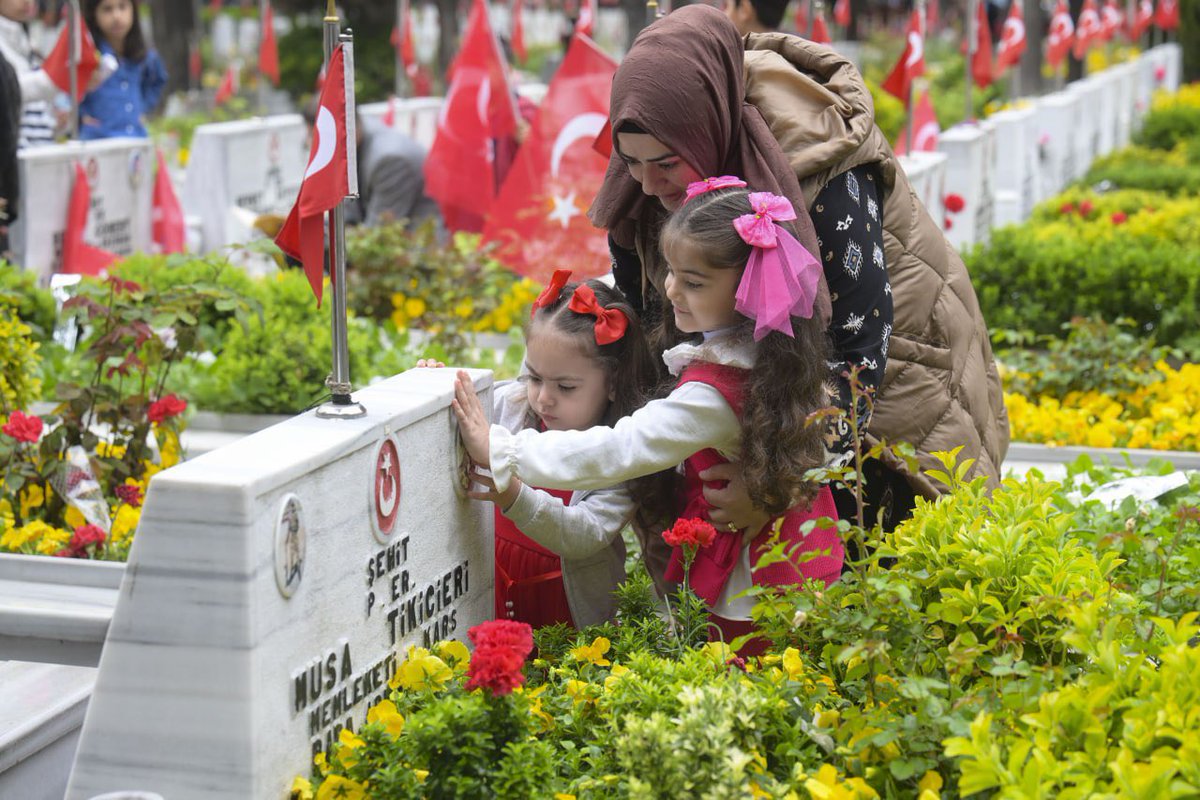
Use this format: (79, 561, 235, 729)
(995, 0, 1026, 74)
(881, 9, 925, 104)
(482, 35, 616, 283)
(275, 44, 355, 305)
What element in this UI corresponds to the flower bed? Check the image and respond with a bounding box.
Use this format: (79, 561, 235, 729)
(294, 456, 1199, 799)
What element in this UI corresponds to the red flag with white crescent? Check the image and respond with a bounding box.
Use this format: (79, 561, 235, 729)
(995, 0, 1026, 73)
(391, 2, 417, 72)
(1047, 0, 1075, 69)
(1099, 0, 1123, 40)
(424, 0, 518, 223)
(1155, 0, 1179, 30)
(1073, 0, 1102, 59)
(881, 10, 925, 103)
(833, 0, 851, 28)
(810, 10, 832, 44)
(63, 162, 119, 275)
(969, 0, 994, 88)
(482, 35, 616, 283)
(274, 45, 353, 305)
(42, 13, 100, 100)
(215, 63, 238, 105)
(259, 1, 280, 85)
(152, 149, 186, 254)
(575, 0, 595, 36)
(894, 89, 940, 156)
(1131, 0, 1154, 38)
(512, 0, 528, 64)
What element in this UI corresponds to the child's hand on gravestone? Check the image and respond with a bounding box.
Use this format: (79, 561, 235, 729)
(465, 465, 522, 512)
(452, 370, 491, 468)
(416, 358, 446, 368)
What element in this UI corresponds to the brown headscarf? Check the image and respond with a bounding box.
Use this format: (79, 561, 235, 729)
(589, 4, 829, 321)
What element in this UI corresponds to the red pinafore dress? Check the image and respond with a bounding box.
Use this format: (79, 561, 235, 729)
(493, 489, 575, 629)
(663, 363, 843, 653)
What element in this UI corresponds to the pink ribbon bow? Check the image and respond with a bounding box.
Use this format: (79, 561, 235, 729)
(731, 192, 822, 340)
(684, 175, 747, 202)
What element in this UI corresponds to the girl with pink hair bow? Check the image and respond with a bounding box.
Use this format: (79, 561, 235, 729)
(454, 181, 843, 655)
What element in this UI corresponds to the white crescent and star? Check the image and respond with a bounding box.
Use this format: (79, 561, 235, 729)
(305, 106, 335, 180)
(550, 112, 607, 179)
(377, 450, 398, 519)
(914, 121, 940, 152)
(905, 31, 924, 68)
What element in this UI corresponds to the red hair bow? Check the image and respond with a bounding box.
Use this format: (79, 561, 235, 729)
(567, 284, 627, 345)
(531, 269, 572, 318)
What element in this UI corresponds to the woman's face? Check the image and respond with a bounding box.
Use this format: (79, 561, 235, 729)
(0, 0, 36, 23)
(615, 132, 704, 212)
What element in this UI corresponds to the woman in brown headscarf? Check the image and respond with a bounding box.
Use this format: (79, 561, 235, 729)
(591, 5, 1009, 576)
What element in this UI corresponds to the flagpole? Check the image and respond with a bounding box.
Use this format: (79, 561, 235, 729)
(905, 0, 926, 154)
(965, 0, 976, 121)
(258, 0, 269, 113)
(395, 0, 405, 97)
(318, 0, 366, 419)
(67, 0, 80, 140)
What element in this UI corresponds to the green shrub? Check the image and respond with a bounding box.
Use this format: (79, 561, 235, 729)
(0, 305, 41, 414)
(1083, 141, 1200, 195)
(0, 262, 56, 338)
(1132, 102, 1200, 150)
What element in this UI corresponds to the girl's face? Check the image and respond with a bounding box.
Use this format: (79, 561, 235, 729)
(663, 237, 742, 334)
(0, 0, 36, 23)
(524, 324, 614, 432)
(94, 0, 134, 45)
(615, 132, 704, 212)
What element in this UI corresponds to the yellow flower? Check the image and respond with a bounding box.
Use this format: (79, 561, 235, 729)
(334, 728, 365, 768)
(918, 769, 943, 799)
(565, 679, 597, 706)
(19, 483, 45, 517)
(435, 639, 471, 670)
(110, 504, 141, 546)
(313, 751, 328, 775)
(290, 776, 315, 800)
(570, 636, 612, 666)
(390, 647, 452, 691)
(813, 704, 840, 728)
(64, 505, 86, 529)
(391, 309, 409, 330)
(404, 297, 427, 319)
(603, 663, 630, 692)
(316, 774, 367, 800)
(35, 525, 71, 555)
(95, 441, 126, 459)
(700, 641, 735, 664)
(454, 298, 474, 318)
(414, 769, 429, 782)
(782, 647, 805, 681)
(555, 795, 577, 800)
(366, 699, 405, 737)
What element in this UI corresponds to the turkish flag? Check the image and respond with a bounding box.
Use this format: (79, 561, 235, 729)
(42, 13, 100, 100)
(810, 11, 832, 44)
(482, 35, 616, 283)
(391, 1, 417, 75)
(575, 0, 594, 36)
(275, 45, 353, 305)
(63, 163, 118, 276)
(512, 0, 528, 64)
(794, 1, 808, 34)
(1073, 0, 1102, 59)
(833, 0, 851, 27)
(215, 63, 238, 105)
(152, 149, 186, 254)
(1047, 0, 1075, 69)
(881, 10, 925, 103)
(1099, 0, 1123, 40)
(424, 0, 518, 223)
(188, 42, 202, 84)
(1155, 0, 1179, 30)
(382, 95, 397, 126)
(1131, 0, 1154, 38)
(927, 0, 940, 32)
(894, 89, 940, 156)
(259, 1, 279, 85)
(995, 0, 1026, 73)
(967, 0, 994, 88)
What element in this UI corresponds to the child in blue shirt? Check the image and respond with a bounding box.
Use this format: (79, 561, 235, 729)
(79, 0, 166, 139)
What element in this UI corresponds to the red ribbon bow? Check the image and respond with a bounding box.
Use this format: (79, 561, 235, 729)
(567, 284, 628, 345)
(531, 268, 572, 318)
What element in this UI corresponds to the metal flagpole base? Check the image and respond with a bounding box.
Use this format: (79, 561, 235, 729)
(316, 398, 367, 419)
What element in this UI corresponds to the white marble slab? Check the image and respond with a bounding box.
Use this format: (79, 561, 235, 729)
(1161, 42, 1182, 92)
(181, 115, 308, 254)
(1066, 77, 1105, 181)
(988, 105, 1039, 225)
(896, 150, 948, 234)
(0, 660, 96, 800)
(1090, 70, 1119, 158)
(937, 121, 995, 249)
(66, 368, 495, 800)
(1034, 90, 1082, 198)
(358, 97, 444, 151)
(1109, 61, 1137, 149)
(12, 138, 154, 281)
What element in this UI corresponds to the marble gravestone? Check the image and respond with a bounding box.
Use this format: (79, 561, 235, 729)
(13, 139, 154, 280)
(1067, 77, 1104, 180)
(66, 369, 495, 800)
(181, 115, 307, 254)
(937, 121, 995, 250)
(1110, 61, 1137, 150)
(357, 97, 444, 151)
(1034, 90, 1082, 200)
(988, 106, 1039, 227)
(896, 151, 948, 234)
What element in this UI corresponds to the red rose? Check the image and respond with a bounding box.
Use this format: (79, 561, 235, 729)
(1079, 199, 1095, 217)
(69, 524, 107, 552)
(662, 518, 717, 549)
(465, 619, 533, 697)
(147, 393, 187, 423)
(115, 484, 143, 507)
(2, 410, 43, 443)
(943, 193, 966, 214)
(1059, 202, 1076, 215)
(1111, 211, 1127, 225)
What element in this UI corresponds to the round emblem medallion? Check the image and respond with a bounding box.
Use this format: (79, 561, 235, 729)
(371, 436, 402, 541)
(273, 494, 306, 598)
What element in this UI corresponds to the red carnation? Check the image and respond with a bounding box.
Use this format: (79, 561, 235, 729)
(2, 410, 43, 443)
(944, 216, 954, 230)
(943, 193, 966, 214)
(147, 393, 187, 423)
(662, 517, 717, 549)
(69, 524, 107, 553)
(465, 620, 533, 697)
(115, 483, 143, 507)
(1059, 202, 1076, 215)
(1110, 211, 1127, 225)
(1079, 199, 1095, 217)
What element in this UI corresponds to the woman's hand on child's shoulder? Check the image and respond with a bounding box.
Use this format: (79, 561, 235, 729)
(452, 370, 492, 468)
(416, 358, 446, 368)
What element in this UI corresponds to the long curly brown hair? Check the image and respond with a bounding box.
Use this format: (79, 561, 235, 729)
(658, 186, 833, 515)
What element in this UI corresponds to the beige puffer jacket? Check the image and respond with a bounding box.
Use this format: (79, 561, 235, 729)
(743, 33, 1010, 498)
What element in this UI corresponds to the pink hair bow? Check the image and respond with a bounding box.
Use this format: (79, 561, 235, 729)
(732, 192, 823, 340)
(684, 175, 747, 202)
